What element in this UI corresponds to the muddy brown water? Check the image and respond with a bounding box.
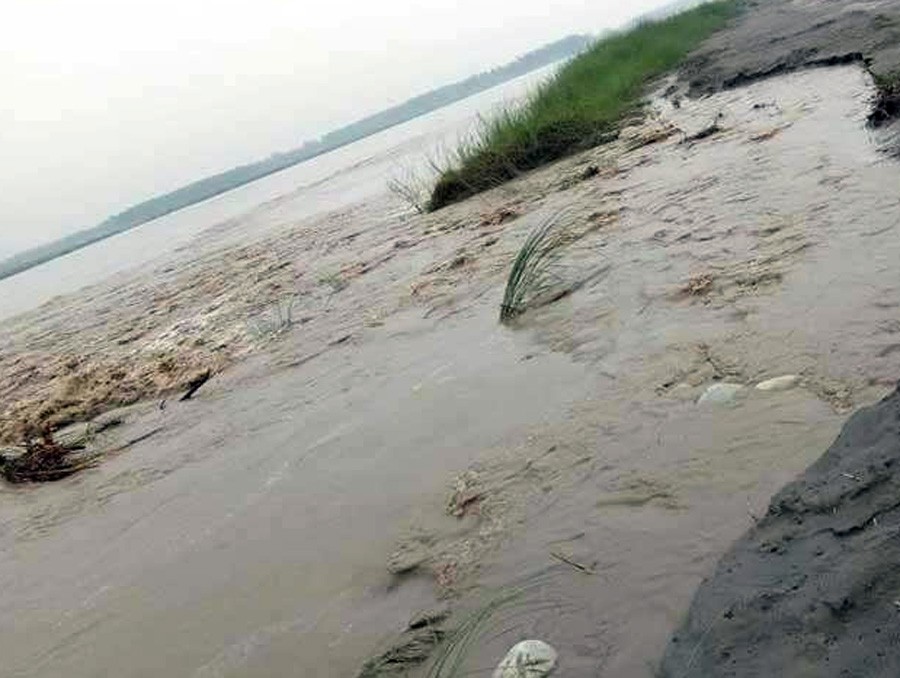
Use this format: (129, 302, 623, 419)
(0, 64, 557, 321)
(1, 65, 899, 677)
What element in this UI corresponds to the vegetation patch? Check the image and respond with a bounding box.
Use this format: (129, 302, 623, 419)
(0, 431, 97, 484)
(869, 71, 900, 127)
(428, 1, 737, 210)
(500, 212, 571, 323)
(500, 210, 616, 323)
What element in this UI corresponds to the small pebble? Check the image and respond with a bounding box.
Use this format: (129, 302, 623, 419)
(755, 375, 799, 392)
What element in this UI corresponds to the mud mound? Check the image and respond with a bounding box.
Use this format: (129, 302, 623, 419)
(0, 352, 221, 444)
(681, 0, 900, 124)
(659, 385, 900, 677)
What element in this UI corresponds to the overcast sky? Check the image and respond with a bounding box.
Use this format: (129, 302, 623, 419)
(1, 0, 671, 255)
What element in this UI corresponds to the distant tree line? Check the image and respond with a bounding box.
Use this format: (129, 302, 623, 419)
(0, 34, 593, 282)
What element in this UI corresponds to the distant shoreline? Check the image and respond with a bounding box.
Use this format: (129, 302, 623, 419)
(0, 34, 591, 283)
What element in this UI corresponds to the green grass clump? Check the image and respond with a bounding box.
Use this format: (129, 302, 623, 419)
(428, 1, 737, 210)
(500, 211, 570, 323)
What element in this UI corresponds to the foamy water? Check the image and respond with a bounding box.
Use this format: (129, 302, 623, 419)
(0, 64, 558, 320)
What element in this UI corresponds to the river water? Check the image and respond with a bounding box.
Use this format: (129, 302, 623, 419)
(0, 65, 558, 320)
(2, 64, 899, 678)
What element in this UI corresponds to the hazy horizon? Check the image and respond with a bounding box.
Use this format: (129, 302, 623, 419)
(2, 0, 672, 257)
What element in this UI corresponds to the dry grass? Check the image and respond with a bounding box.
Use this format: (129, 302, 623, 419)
(682, 272, 715, 297)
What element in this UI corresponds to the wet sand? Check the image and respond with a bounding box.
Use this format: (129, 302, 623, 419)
(659, 385, 900, 677)
(2, 22, 900, 678)
(683, 0, 900, 96)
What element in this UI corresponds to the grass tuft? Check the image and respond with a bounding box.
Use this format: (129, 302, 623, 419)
(387, 169, 432, 214)
(500, 211, 571, 323)
(428, 1, 737, 210)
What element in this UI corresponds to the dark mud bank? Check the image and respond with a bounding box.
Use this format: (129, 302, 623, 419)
(659, 386, 900, 677)
(682, 0, 900, 126)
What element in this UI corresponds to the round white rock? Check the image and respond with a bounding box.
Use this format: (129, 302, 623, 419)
(493, 640, 558, 678)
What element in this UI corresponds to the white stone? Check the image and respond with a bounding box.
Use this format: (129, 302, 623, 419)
(755, 375, 799, 392)
(493, 640, 558, 678)
(697, 383, 745, 405)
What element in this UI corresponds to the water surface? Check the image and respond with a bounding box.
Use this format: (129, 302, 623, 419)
(0, 65, 557, 320)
